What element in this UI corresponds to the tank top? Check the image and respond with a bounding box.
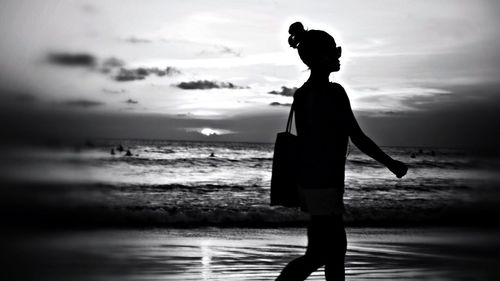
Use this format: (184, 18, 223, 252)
(293, 82, 352, 215)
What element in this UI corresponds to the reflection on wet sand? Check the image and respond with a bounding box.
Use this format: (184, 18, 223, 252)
(8, 228, 500, 281)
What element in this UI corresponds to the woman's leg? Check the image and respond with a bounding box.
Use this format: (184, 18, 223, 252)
(275, 215, 346, 281)
(323, 215, 346, 281)
(275, 254, 324, 281)
(307, 215, 346, 281)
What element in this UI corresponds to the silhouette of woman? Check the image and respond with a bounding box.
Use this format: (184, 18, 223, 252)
(275, 22, 408, 281)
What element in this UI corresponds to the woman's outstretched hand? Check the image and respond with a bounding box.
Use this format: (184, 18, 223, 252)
(388, 160, 408, 178)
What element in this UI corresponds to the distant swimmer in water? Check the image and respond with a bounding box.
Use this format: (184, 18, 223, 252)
(110, 148, 115, 155)
(117, 144, 125, 152)
(125, 149, 133, 156)
(209, 152, 215, 157)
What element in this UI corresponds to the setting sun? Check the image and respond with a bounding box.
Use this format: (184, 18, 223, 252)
(200, 128, 218, 136)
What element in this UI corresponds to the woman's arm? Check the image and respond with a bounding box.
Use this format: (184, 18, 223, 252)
(346, 97, 408, 178)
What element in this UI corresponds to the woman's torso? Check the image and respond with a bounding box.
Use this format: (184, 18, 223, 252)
(293, 81, 351, 188)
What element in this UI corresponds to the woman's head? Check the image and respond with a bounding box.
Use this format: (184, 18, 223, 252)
(288, 22, 342, 72)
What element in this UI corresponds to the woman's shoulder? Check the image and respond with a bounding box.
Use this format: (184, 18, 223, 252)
(329, 82, 346, 92)
(293, 83, 308, 99)
(330, 82, 350, 101)
(294, 81, 347, 99)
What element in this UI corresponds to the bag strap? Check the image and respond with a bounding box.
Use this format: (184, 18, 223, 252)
(285, 103, 294, 133)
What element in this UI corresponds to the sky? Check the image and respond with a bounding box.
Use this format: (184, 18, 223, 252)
(1, 0, 499, 149)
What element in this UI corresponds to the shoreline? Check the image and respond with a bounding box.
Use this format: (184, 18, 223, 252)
(5, 227, 500, 281)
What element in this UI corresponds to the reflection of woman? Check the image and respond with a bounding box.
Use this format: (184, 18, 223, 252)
(275, 22, 408, 281)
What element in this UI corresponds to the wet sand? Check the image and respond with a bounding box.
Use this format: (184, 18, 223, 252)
(6, 227, 500, 281)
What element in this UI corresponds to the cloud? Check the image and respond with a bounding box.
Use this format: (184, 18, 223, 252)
(175, 80, 247, 90)
(102, 88, 126, 94)
(268, 86, 297, 97)
(351, 87, 452, 113)
(124, 99, 138, 104)
(350, 82, 500, 151)
(100, 57, 126, 73)
(269, 102, 292, 107)
(220, 46, 241, 56)
(176, 113, 192, 117)
(62, 99, 104, 108)
(47, 52, 96, 67)
(164, 66, 182, 76)
(114, 68, 146, 82)
(123, 37, 153, 44)
(45, 51, 180, 82)
(114, 66, 181, 82)
(198, 45, 241, 57)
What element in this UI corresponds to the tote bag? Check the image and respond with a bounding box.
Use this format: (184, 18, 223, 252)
(270, 104, 300, 207)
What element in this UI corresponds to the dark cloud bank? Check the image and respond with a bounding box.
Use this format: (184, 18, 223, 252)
(61, 99, 104, 108)
(3, 61, 500, 153)
(46, 51, 181, 82)
(175, 80, 247, 90)
(47, 53, 97, 67)
(115, 66, 180, 82)
(268, 86, 297, 97)
(268, 86, 295, 107)
(4, 81, 499, 153)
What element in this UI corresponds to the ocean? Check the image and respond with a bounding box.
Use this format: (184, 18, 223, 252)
(3, 139, 500, 281)
(1, 139, 498, 228)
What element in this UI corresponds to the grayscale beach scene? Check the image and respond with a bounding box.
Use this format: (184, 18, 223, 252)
(1, 0, 500, 280)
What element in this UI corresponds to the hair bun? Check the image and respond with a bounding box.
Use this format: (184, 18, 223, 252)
(289, 22, 305, 36)
(288, 22, 306, 49)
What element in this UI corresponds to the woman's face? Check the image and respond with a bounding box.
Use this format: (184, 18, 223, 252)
(317, 45, 342, 73)
(300, 37, 342, 73)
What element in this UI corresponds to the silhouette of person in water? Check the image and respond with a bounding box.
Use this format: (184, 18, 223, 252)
(275, 22, 408, 281)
